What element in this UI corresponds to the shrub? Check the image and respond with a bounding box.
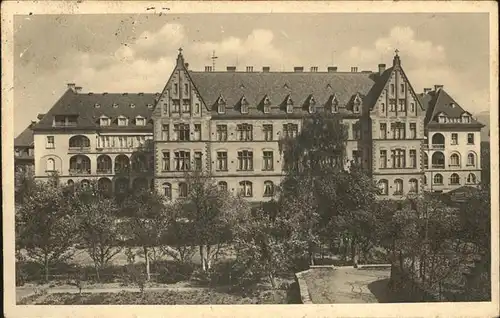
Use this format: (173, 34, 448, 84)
(155, 260, 194, 284)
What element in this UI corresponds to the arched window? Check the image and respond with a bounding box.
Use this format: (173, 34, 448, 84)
(409, 178, 418, 193)
(115, 155, 130, 173)
(115, 178, 129, 194)
(431, 152, 445, 169)
(97, 155, 112, 173)
(263, 181, 275, 197)
(179, 182, 188, 198)
(467, 153, 476, 167)
(378, 179, 388, 195)
(46, 158, 55, 171)
(67, 179, 74, 186)
(98, 178, 112, 193)
(450, 153, 460, 166)
(239, 181, 252, 197)
(450, 173, 460, 185)
(69, 155, 91, 174)
(132, 153, 148, 172)
(423, 153, 429, 169)
(394, 179, 403, 195)
(433, 173, 443, 185)
(467, 173, 477, 184)
(69, 135, 90, 148)
(163, 183, 172, 200)
(218, 181, 228, 192)
(81, 179, 90, 188)
(431, 133, 445, 147)
(423, 175, 427, 185)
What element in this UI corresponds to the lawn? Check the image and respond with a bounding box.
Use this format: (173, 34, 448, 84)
(302, 267, 393, 304)
(20, 289, 289, 305)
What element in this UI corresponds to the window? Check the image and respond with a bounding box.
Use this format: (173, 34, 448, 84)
(394, 179, 403, 195)
(391, 149, 406, 168)
(380, 123, 387, 139)
(380, 150, 387, 168)
(69, 135, 90, 148)
(380, 103, 385, 113)
(241, 97, 249, 114)
(409, 150, 417, 168)
(467, 133, 474, 145)
(174, 124, 190, 141)
(450, 173, 460, 185)
(162, 152, 170, 171)
(174, 151, 190, 171)
(283, 123, 299, 138)
(172, 100, 180, 113)
(97, 155, 112, 173)
(118, 118, 127, 126)
(69, 155, 91, 174)
(46, 136, 55, 149)
(423, 175, 427, 185)
(178, 182, 188, 198)
(194, 152, 202, 171)
(352, 150, 362, 165)
(263, 181, 274, 197)
(163, 183, 172, 200)
(390, 84, 395, 95)
(239, 181, 252, 197)
(218, 181, 228, 192)
(237, 124, 253, 141)
(162, 124, 169, 141)
(216, 152, 228, 171)
(173, 83, 178, 95)
(136, 118, 145, 126)
(378, 180, 388, 195)
(217, 99, 225, 114)
(237, 150, 253, 171)
(353, 102, 360, 113)
(450, 153, 460, 166)
(46, 158, 55, 171)
(194, 103, 200, 114)
(431, 152, 445, 168)
(451, 133, 458, 145)
(389, 99, 396, 112)
(400, 83, 405, 93)
(263, 151, 274, 171)
(437, 114, 446, 123)
(462, 115, 471, 123)
(409, 179, 418, 193)
(467, 153, 475, 166)
(263, 124, 273, 141)
(352, 123, 361, 140)
(194, 124, 201, 141)
(434, 174, 443, 185)
(263, 97, 271, 113)
(184, 83, 188, 95)
(181, 100, 189, 113)
(409, 123, 417, 139)
(410, 102, 415, 112)
(286, 98, 293, 113)
(216, 125, 227, 141)
(391, 123, 405, 139)
(100, 118, 110, 126)
(332, 99, 339, 113)
(467, 173, 477, 184)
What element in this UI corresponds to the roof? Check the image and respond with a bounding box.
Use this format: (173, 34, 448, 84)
(33, 89, 158, 130)
(188, 71, 379, 117)
(14, 124, 34, 147)
(420, 88, 484, 128)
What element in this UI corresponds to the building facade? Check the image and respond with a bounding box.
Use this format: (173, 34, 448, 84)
(30, 50, 483, 201)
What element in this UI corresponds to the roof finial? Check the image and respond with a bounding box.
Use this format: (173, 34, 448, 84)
(178, 47, 183, 55)
(395, 48, 399, 56)
(176, 47, 185, 67)
(393, 48, 401, 66)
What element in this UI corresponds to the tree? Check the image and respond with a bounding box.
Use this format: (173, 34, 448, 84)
(16, 180, 79, 281)
(71, 180, 122, 282)
(120, 188, 169, 281)
(180, 171, 242, 271)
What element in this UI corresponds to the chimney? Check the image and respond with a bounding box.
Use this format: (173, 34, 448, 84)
(378, 63, 386, 75)
(351, 67, 358, 72)
(262, 66, 270, 72)
(205, 66, 213, 72)
(122, 93, 128, 96)
(88, 92, 93, 95)
(227, 66, 236, 72)
(327, 66, 338, 72)
(103, 92, 108, 95)
(37, 113, 45, 120)
(138, 92, 144, 96)
(423, 88, 432, 94)
(294, 66, 304, 72)
(434, 84, 443, 91)
(361, 70, 371, 73)
(184, 63, 189, 69)
(67, 83, 76, 91)
(246, 66, 253, 72)
(310, 66, 318, 72)
(74, 86, 82, 93)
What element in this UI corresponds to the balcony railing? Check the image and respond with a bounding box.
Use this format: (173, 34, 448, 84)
(96, 145, 152, 152)
(114, 168, 130, 174)
(96, 168, 112, 174)
(69, 169, 91, 175)
(431, 164, 445, 169)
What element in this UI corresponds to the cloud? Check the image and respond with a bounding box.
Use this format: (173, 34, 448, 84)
(337, 26, 488, 114)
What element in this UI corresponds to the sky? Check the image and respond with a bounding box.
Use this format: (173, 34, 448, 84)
(13, 13, 490, 136)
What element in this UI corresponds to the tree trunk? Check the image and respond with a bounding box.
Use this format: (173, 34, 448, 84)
(44, 253, 49, 282)
(95, 263, 101, 282)
(351, 238, 358, 268)
(199, 245, 206, 271)
(268, 273, 276, 289)
(143, 246, 151, 281)
(309, 251, 315, 266)
(206, 245, 212, 270)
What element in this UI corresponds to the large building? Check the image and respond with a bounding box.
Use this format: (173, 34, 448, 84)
(29, 49, 483, 201)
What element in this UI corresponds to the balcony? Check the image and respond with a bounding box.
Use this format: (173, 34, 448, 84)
(96, 145, 152, 153)
(69, 169, 91, 176)
(423, 144, 445, 150)
(431, 164, 445, 169)
(68, 146, 91, 154)
(96, 168, 112, 174)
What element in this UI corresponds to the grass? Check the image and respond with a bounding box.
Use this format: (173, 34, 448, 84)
(22, 289, 289, 305)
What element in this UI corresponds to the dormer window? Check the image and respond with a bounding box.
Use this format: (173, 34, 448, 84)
(136, 116, 145, 126)
(308, 96, 316, 113)
(130, 103, 136, 108)
(118, 116, 128, 126)
(147, 103, 153, 110)
(217, 95, 226, 114)
(286, 96, 293, 114)
(100, 117, 110, 126)
(461, 114, 471, 123)
(353, 94, 362, 113)
(332, 95, 339, 113)
(263, 96, 271, 114)
(94, 103, 101, 109)
(437, 113, 447, 123)
(112, 103, 118, 108)
(241, 96, 249, 114)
